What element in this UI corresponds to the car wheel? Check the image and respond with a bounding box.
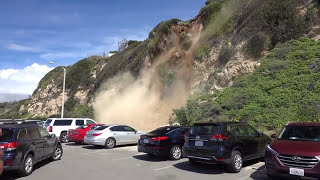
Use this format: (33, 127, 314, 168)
(189, 158, 201, 166)
(105, 138, 116, 149)
(60, 132, 68, 143)
(20, 154, 33, 176)
(51, 145, 63, 161)
(169, 145, 182, 160)
(229, 150, 243, 173)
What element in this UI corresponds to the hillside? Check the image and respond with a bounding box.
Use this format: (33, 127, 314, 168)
(2, 0, 320, 131)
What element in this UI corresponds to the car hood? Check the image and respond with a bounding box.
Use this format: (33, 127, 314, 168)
(271, 139, 320, 157)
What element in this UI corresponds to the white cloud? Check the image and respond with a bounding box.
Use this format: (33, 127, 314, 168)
(0, 63, 53, 94)
(8, 43, 43, 52)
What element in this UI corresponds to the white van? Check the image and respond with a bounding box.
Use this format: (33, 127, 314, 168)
(43, 118, 97, 142)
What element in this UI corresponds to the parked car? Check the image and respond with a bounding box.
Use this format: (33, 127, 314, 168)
(138, 126, 189, 160)
(43, 118, 97, 143)
(183, 122, 271, 173)
(84, 125, 145, 148)
(67, 124, 104, 144)
(0, 120, 44, 127)
(0, 122, 62, 176)
(265, 122, 320, 179)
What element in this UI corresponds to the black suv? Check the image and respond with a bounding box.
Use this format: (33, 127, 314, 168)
(183, 122, 271, 172)
(0, 123, 63, 176)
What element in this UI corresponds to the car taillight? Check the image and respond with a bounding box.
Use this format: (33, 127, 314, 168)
(93, 133, 102, 136)
(150, 136, 168, 142)
(0, 142, 19, 151)
(49, 126, 53, 132)
(212, 134, 228, 140)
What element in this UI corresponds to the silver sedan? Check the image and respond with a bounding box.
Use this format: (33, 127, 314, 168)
(84, 125, 145, 148)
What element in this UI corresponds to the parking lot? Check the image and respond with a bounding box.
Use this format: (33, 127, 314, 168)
(1, 143, 268, 180)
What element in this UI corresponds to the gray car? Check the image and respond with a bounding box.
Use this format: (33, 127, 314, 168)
(84, 125, 145, 148)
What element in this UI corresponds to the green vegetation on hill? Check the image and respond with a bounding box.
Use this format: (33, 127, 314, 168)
(174, 38, 320, 132)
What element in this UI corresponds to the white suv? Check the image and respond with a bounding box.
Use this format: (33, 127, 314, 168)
(43, 118, 97, 142)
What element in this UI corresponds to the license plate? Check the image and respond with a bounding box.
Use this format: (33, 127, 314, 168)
(143, 139, 149, 144)
(289, 168, 304, 177)
(195, 141, 203, 147)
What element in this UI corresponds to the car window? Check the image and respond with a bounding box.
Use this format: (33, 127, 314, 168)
(90, 125, 99, 130)
(38, 127, 50, 138)
(150, 127, 179, 134)
(27, 128, 41, 139)
(110, 126, 125, 131)
(86, 120, 95, 124)
(76, 120, 85, 126)
(53, 120, 73, 126)
(246, 125, 258, 136)
(279, 126, 320, 142)
(0, 129, 14, 141)
(77, 125, 89, 129)
(17, 129, 30, 140)
(189, 125, 221, 136)
(232, 125, 248, 136)
(45, 119, 52, 125)
(94, 126, 109, 130)
(174, 128, 189, 136)
(123, 126, 135, 132)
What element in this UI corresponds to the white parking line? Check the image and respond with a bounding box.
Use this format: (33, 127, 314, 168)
(82, 151, 109, 155)
(154, 166, 173, 171)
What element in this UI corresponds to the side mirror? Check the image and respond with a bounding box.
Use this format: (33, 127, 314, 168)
(271, 134, 277, 138)
(50, 134, 56, 138)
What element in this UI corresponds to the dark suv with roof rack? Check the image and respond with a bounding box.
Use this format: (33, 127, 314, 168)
(0, 122, 63, 176)
(183, 122, 271, 172)
(265, 122, 320, 179)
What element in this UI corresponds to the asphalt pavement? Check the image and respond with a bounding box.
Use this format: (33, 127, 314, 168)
(1, 144, 268, 180)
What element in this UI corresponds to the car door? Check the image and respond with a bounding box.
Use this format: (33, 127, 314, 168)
(232, 125, 256, 160)
(110, 126, 126, 144)
(38, 127, 56, 158)
(123, 126, 138, 143)
(175, 128, 189, 146)
(245, 125, 263, 157)
(27, 127, 46, 161)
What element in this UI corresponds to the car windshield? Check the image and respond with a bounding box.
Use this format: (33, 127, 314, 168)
(149, 127, 179, 135)
(278, 126, 320, 142)
(77, 125, 89, 129)
(45, 119, 52, 125)
(94, 126, 109, 130)
(189, 125, 221, 136)
(0, 129, 14, 141)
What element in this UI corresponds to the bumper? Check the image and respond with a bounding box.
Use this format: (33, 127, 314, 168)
(183, 145, 231, 164)
(265, 151, 320, 179)
(4, 165, 20, 171)
(67, 135, 83, 142)
(137, 145, 169, 156)
(83, 136, 105, 146)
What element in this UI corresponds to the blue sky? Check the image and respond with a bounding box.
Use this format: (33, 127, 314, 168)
(0, 0, 206, 99)
(0, 0, 206, 69)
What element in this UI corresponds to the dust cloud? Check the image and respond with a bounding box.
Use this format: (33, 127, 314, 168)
(93, 23, 202, 131)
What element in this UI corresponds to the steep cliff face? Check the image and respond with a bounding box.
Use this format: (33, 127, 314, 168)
(3, 0, 320, 129)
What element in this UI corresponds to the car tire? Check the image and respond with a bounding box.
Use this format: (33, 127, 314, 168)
(105, 138, 116, 149)
(19, 154, 33, 176)
(169, 145, 182, 160)
(189, 158, 201, 166)
(51, 145, 63, 161)
(60, 132, 68, 143)
(228, 150, 243, 173)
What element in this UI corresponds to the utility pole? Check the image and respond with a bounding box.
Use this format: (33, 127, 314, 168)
(61, 67, 66, 118)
